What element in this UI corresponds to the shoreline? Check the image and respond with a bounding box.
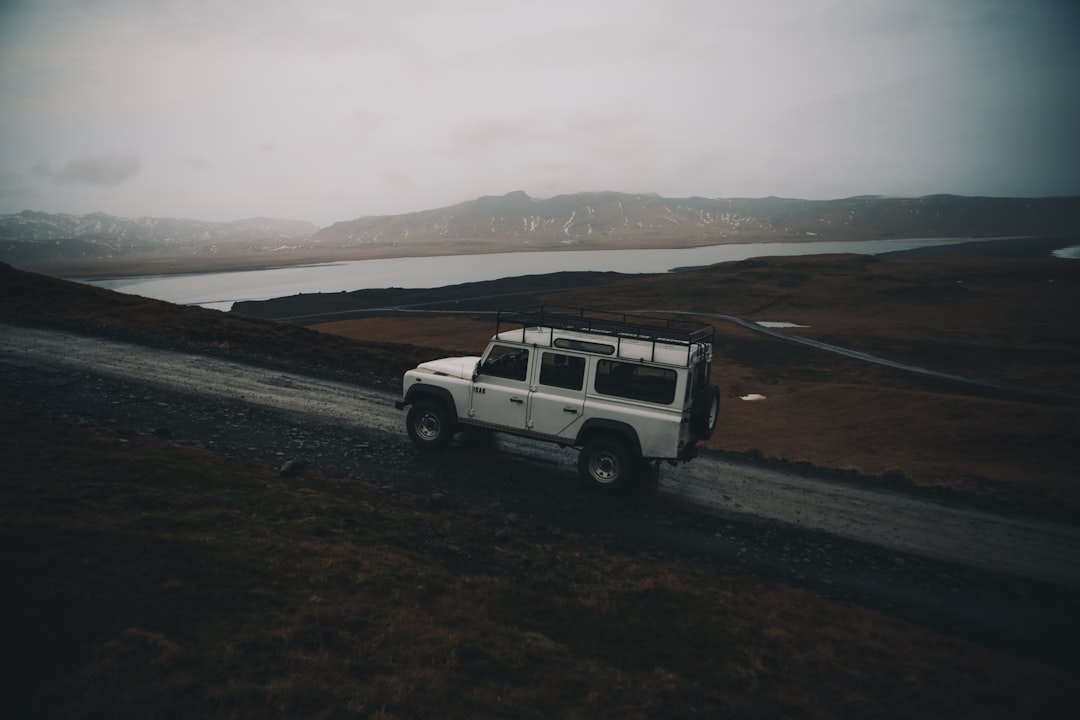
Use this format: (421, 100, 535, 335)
(17, 234, 1068, 281)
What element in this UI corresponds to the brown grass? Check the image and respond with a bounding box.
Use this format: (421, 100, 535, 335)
(316, 315, 495, 355)
(2, 412, 1072, 718)
(3, 257, 1079, 716)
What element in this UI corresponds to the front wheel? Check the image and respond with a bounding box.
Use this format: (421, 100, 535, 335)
(578, 438, 634, 493)
(406, 401, 454, 450)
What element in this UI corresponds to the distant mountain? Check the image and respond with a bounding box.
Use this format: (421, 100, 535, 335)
(0, 211, 318, 265)
(313, 191, 772, 247)
(313, 191, 1080, 250)
(4, 193, 1078, 270)
(313, 192, 1080, 248)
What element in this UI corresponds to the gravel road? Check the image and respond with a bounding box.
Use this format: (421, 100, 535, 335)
(3, 322, 1078, 667)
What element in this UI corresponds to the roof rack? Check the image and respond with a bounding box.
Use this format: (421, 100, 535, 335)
(496, 305, 714, 349)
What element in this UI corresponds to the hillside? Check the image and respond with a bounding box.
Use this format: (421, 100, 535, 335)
(4, 409, 1071, 719)
(2, 256, 1078, 717)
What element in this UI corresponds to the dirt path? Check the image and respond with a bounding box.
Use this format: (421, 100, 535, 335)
(667, 460, 1080, 587)
(4, 323, 1077, 591)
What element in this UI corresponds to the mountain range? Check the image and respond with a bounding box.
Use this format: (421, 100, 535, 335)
(3, 192, 1078, 269)
(0, 212, 318, 265)
(313, 192, 1080, 247)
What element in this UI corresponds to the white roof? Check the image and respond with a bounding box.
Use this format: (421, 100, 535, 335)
(493, 326, 707, 367)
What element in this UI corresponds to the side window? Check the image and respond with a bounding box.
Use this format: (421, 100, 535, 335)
(594, 360, 677, 405)
(538, 352, 586, 391)
(479, 344, 530, 382)
(554, 338, 614, 355)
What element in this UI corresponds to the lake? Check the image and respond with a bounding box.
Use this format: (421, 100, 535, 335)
(78, 237, 1005, 311)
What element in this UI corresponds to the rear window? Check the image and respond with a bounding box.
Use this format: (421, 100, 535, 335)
(594, 360, 677, 405)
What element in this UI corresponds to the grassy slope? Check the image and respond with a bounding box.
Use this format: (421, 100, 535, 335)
(2, 259, 1078, 717)
(2, 413, 1071, 719)
(0, 261, 442, 380)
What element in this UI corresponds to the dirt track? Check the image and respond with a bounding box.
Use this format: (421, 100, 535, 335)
(3, 322, 1079, 666)
(4, 323, 1077, 586)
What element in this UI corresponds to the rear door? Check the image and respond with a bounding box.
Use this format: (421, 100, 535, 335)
(526, 350, 587, 438)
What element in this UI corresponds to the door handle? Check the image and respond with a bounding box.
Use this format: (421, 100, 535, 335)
(563, 407, 578, 414)
(510, 397, 524, 404)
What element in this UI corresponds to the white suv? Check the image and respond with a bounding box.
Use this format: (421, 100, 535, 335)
(395, 307, 718, 491)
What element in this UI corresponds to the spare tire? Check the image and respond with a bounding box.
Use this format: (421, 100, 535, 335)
(690, 384, 720, 440)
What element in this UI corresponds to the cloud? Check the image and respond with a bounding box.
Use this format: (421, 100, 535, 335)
(183, 154, 210, 171)
(0, 170, 34, 204)
(34, 151, 142, 186)
(2, 0, 1078, 222)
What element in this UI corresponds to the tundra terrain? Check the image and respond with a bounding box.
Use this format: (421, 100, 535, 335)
(1, 244, 1078, 718)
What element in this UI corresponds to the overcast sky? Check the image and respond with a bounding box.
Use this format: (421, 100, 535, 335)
(1, 0, 1078, 225)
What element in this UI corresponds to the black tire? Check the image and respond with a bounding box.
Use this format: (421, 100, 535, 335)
(691, 383, 720, 440)
(578, 438, 634, 493)
(406, 401, 454, 450)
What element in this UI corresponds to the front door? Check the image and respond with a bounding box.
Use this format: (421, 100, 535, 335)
(470, 344, 530, 430)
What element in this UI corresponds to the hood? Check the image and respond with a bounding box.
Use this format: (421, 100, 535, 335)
(416, 356, 481, 379)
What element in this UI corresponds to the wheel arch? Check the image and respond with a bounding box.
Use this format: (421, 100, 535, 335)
(575, 418, 642, 459)
(402, 384, 458, 417)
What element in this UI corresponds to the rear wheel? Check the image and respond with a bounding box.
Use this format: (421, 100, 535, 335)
(578, 438, 634, 493)
(406, 401, 454, 450)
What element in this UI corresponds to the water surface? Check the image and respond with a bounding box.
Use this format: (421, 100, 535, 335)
(81, 237, 1004, 311)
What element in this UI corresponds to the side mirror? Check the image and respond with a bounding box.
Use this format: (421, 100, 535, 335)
(472, 361, 480, 382)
